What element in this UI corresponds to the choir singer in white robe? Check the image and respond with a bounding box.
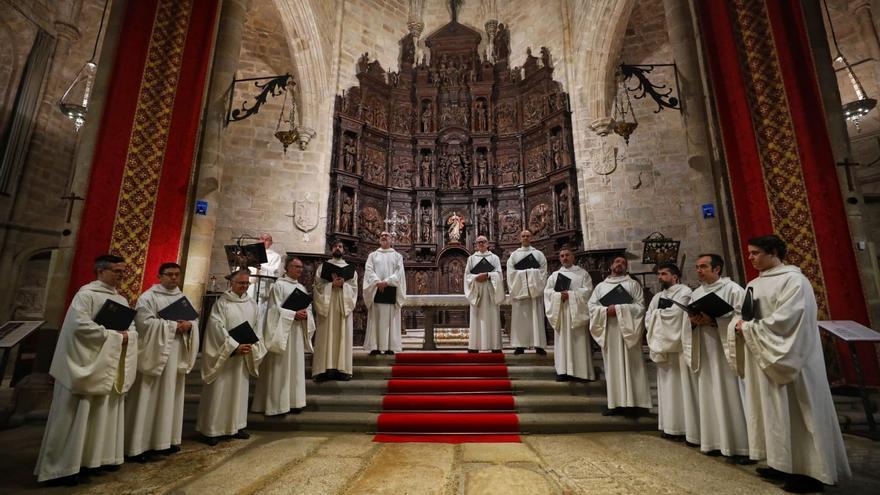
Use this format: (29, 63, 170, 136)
(35, 255, 138, 486)
(363, 232, 406, 356)
(313, 240, 358, 380)
(253, 256, 315, 416)
(543, 247, 594, 381)
(249, 233, 284, 333)
(465, 236, 505, 353)
(645, 262, 699, 443)
(125, 262, 198, 462)
(197, 269, 266, 445)
(507, 230, 548, 355)
(587, 256, 652, 416)
(689, 254, 750, 461)
(730, 235, 849, 493)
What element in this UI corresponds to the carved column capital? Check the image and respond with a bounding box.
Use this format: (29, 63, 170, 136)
(54, 21, 81, 43)
(589, 117, 615, 136)
(485, 19, 499, 37)
(850, 0, 872, 15)
(295, 125, 316, 150)
(407, 21, 424, 39)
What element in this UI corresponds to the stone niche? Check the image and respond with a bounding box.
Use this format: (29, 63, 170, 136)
(320, 18, 584, 341)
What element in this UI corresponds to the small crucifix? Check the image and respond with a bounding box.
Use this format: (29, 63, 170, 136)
(384, 210, 405, 239)
(60, 191, 85, 223)
(837, 157, 860, 192)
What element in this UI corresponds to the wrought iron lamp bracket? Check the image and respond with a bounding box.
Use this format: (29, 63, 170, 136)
(225, 73, 294, 126)
(619, 63, 682, 113)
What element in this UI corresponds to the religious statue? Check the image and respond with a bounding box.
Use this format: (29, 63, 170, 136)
(474, 100, 487, 132)
(421, 104, 433, 133)
(500, 210, 521, 243)
(420, 154, 432, 187)
(557, 188, 569, 230)
(494, 23, 510, 62)
(415, 271, 428, 294)
(449, 160, 463, 189)
(540, 46, 552, 69)
(550, 134, 562, 169)
(339, 193, 353, 233)
(477, 204, 491, 237)
(401, 32, 416, 66)
(357, 52, 370, 74)
(343, 138, 357, 172)
(447, 258, 465, 292)
(447, 211, 465, 243)
(529, 203, 551, 238)
(476, 152, 488, 185)
(420, 206, 432, 242)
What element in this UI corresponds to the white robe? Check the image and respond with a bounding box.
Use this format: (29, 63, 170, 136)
(587, 276, 652, 409)
(196, 290, 266, 437)
(35, 281, 138, 482)
(728, 264, 850, 484)
(253, 276, 315, 415)
(464, 251, 505, 351)
(646, 284, 699, 441)
(312, 258, 358, 375)
(690, 277, 749, 455)
(125, 284, 199, 456)
(544, 266, 594, 380)
(362, 248, 406, 352)
(249, 248, 283, 333)
(507, 246, 548, 348)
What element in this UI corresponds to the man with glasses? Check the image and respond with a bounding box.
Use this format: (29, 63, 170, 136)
(197, 269, 266, 445)
(35, 255, 138, 486)
(464, 236, 504, 353)
(125, 263, 199, 461)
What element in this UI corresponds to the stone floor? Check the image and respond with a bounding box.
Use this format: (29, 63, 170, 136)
(1, 425, 878, 494)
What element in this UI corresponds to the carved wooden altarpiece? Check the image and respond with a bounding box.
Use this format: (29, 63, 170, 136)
(323, 18, 585, 342)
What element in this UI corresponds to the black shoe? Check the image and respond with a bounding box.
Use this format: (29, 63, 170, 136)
(202, 435, 220, 446)
(233, 430, 250, 440)
(757, 467, 788, 481)
(384, 350, 395, 355)
(782, 474, 824, 493)
(467, 349, 479, 353)
(129, 453, 151, 463)
(337, 372, 352, 381)
(46, 474, 81, 487)
(725, 455, 756, 465)
(313, 372, 329, 383)
(101, 464, 121, 472)
(685, 441, 700, 448)
(660, 432, 685, 442)
(555, 374, 570, 382)
(601, 407, 619, 416)
(535, 347, 547, 355)
(514, 347, 525, 355)
(704, 450, 723, 457)
(491, 349, 503, 354)
(157, 445, 181, 456)
(369, 350, 381, 356)
(289, 407, 304, 414)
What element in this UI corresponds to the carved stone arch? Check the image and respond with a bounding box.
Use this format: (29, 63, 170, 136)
(570, 0, 635, 124)
(8, 246, 57, 320)
(273, 0, 329, 127)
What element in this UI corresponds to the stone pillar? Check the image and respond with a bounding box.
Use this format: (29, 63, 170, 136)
(803, 1, 880, 325)
(182, 0, 252, 310)
(851, 1, 880, 97)
(663, 0, 728, 261)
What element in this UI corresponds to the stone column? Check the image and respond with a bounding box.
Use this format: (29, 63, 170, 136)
(663, 0, 728, 260)
(181, 0, 252, 310)
(804, 1, 880, 325)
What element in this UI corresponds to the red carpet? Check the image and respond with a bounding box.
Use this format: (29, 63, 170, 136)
(391, 365, 509, 378)
(381, 394, 515, 411)
(374, 352, 520, 443)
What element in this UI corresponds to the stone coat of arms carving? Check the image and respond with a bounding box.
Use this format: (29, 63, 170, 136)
(294, 195, 319, 233)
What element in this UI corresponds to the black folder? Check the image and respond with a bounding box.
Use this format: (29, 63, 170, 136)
(94, 299, 137, 331)
(157, 296, 199, 321)
(741, 287, 758, 322)
(668, 291, 735, 319)
(657, 297, 674, 310)
(598, 284, 634, 306)
(319, 261, 356, 282)
(228, 321, 259, 345)
(513, 253, 540, 270)
(373, 286, 398, 304)
(554, 274, 571, 292)
(281, 288, 312, 312)
(470, 258, 495, 274)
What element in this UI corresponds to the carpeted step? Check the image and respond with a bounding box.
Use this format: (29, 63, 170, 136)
(377, 412, 520, 433)
(372, 434, 521, 443)
(386, 378, 512, 394)
(394, 352, 507, 364)
(381, 394, 515, 411)
(390, 365, 509, 378)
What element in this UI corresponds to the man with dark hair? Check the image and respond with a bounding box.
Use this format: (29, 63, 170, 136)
(690, 254, 750, 462)
(253, 256, 314, 415)
(645, 262, 698, 443)
(35, 255, 138, 485)
(587, 256, 652, 416)
(543, 247, 594, 381)
(363, 232, 406, 356)
(125, 261, 199, 461)
(197, 269, 266, 445)
(730, 235, 849, 492)
(313, 240, 358, 381)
